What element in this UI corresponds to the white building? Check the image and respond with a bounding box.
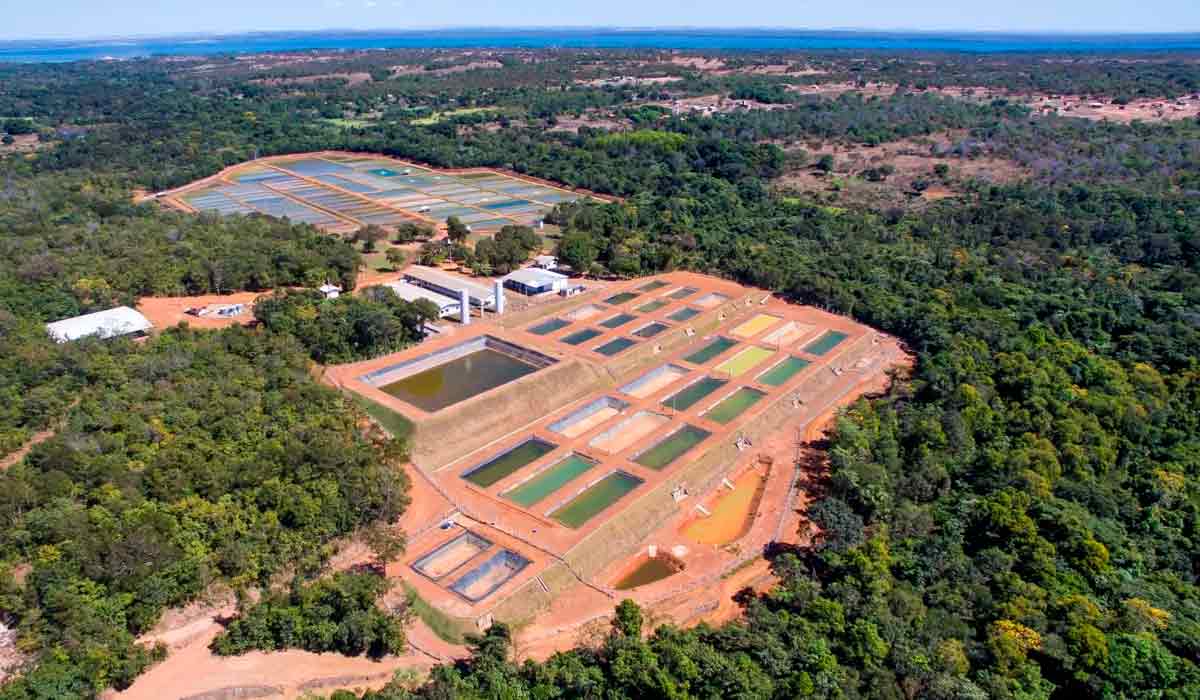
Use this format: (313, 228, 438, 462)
(319, 283, 342, 299)
(46, 306, 153, 343)
(404, 266, 497, 309)
(383, 281, 462, 318)
(503, 267, 570, 296)
(534, 255, 558, 269)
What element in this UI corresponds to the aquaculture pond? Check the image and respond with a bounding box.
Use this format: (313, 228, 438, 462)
(562, 328, 603, 345)
(684, 337, 737, 365)
(503, 454, 597, 507)
(528, 318, 570, 335)
(663, 377, 727, 411)
(714, 346, 775, 377)
(462, 438, 556, 488)
(731, 314, 782, 339)
(635, 299, 669, 313)
(632, 322, 670, 338)
(595, 337, 637, 356)
(803, 330, 849, 356)
(450, 550, 530, 602)
(758, 356, 811, 386)
(705, 387, 766, 424)
(667, 307, 701, 322)
(552, 471, 644, 528)
(604, 292, 640, 305)
(614, 556, 681, 590)
(599, 313, 637, 329)
(411, 532, 491, 580)
(634, 425, 712, 470)
(379, 348, 539, 412)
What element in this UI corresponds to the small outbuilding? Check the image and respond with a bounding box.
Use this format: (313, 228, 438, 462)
(503, 267, 569, 296)
(46, 306, 152, 343)
(534, 255, 558, 269)
(319, 283, 342, 299)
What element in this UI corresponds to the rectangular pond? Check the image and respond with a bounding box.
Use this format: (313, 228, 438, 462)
(595, 337, 637, 356)
(684, 337, 737, 365)
(565, 303, 605, 321)
(668, 286, 699, 300)
(695, 292, 729, 308)
(562, 328, 603, 345)
(599, 313, 637, 329)
(589, 411, 670, 452)
(758, 356, 811, 386)
(804, 330, 850, 356)
(667, 307, 701, 322)
(632, 322, 670, 339)
(635, 299, 670, 314)
(704, 387, 767, 424)
(662, 376, 728, 411)
(621, 364, 689, 399)
(503, 453, 597, 507)
(731, 314, 782, 339)
(365, 336, 554, 413)
(637, 280, 670, 291)
(634, 425, 712, 470)
(412, 531, 492, 580)
(715, 346, 775, 377)
(449, 550, 530, 602)
(763, 321, 813, 346)
(549, 396, 629, 438)
(528, 318, 571, 336)
(604, 292, 641, 305)
(551, 471, 644, 528)
(462, 438, 556, 488)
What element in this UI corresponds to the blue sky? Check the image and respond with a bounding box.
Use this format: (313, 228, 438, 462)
(2, 0, 1197, 40)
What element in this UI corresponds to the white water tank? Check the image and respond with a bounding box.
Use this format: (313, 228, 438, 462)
(493, 280, 505, 315)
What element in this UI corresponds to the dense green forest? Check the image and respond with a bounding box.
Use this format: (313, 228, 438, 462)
(0, 48, 1198, 699)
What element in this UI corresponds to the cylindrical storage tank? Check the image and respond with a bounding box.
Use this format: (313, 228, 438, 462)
(494, 280, 506, 315)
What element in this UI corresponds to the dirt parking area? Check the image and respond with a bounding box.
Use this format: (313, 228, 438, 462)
(137, 292, 265, 330)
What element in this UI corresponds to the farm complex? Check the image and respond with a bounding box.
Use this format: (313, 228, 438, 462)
(160, 152, 597, 234)
(328, 271, 906, 633)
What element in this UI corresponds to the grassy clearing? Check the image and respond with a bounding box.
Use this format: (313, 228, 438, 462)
(412, 107, 498, 125)
(354, 395, 415, 441)
(323, 117, 373, 128)
(403, 583, 472, 644)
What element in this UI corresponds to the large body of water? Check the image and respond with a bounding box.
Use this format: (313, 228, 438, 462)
(3, 29, 1200, 63)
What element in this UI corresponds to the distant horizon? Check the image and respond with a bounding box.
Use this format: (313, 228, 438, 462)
(4, 0, 1199, 43)
(5, 26, 1200, 44)
(5, 26, 1200, 63)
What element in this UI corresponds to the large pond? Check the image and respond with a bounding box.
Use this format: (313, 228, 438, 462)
(379, 347, 539, 412)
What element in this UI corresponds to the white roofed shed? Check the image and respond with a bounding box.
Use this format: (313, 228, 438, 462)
(46, 306, 153, 343)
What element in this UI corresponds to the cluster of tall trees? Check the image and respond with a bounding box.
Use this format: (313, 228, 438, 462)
(0, 327, 411, 696)
(211, 571, 406, 659)
(253, 288, 438, 364)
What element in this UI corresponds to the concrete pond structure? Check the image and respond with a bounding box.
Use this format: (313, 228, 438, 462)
(326, 271, 907, 631)
(158, 151, 604, 234)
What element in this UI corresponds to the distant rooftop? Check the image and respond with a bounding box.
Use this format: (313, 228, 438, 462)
(504, 267, 568, 286)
